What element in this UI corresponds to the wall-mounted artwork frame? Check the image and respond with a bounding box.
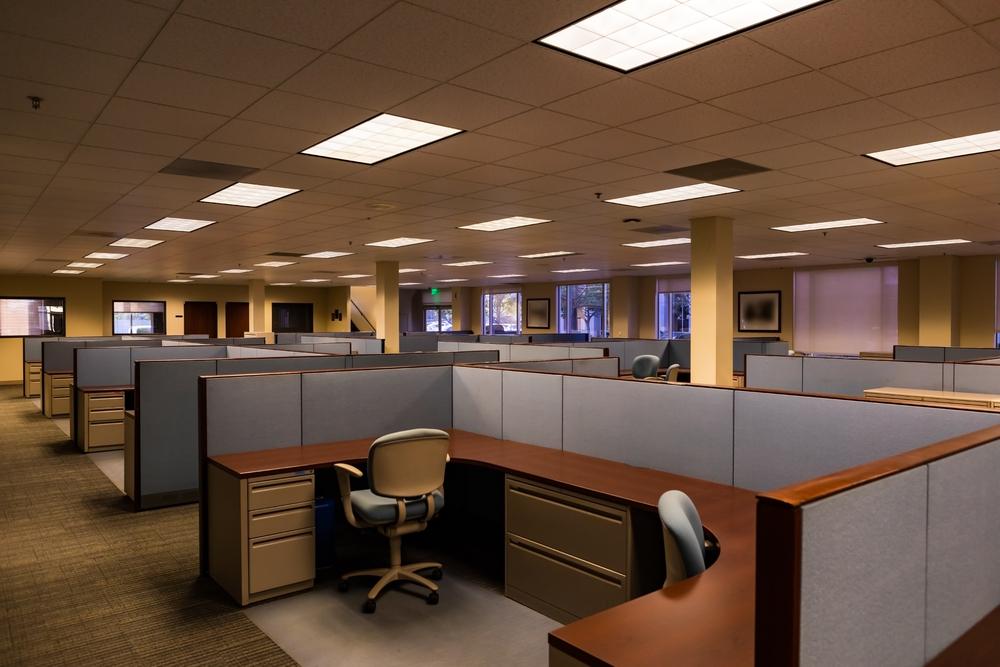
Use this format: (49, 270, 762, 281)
(738, 291, 781, 333)
(525, 298, 551, 329)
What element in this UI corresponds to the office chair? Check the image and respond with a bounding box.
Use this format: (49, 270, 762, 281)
(631, 354, 661, 379)
(664, 363, 681, 382)
(334, 428, 450, 613)
(658, 490, 707, 586)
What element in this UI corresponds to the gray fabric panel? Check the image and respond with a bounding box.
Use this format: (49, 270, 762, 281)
(274, 333, 300, 344)
(571, 357, 619, 377)
(311, 342, 352, 355)
(894, 345, 945, 362)
(452, 366, 502, 438)
(745, 355, 803, 391)
(925, 440, 1000, 659)
(130, 345, 226, 384)
(138, 359, 218, 496)
(562, 377, 734, 484)
(763, 341, 790, 356)
(802, 357, 945, 397)
(458, 342, 510, 362)
(495, 360, 573, 373)
(943, 347, 1000, 362)
(508, 345, 572, 361)
(624, 340, 670, 368)
(574, 341, 626, 369)
(215, 356, 347, 374)
(76, 347, 132, 387)
(667, 339, 691, 368)
(453, 350, 500, 364)
(799, 468, 927, 667)
(502, 371, 562, 450)
(480, 334, 529, 343)
(301, 366, 451, 444)
(531, 333, 589, 343)
(42, 341, 78, 372)
(953, 364, 1000, 393)
(733, 391, 1000, 490)
(732, 341, 764, 373)
(349, 352, 453, 368)
(205, 373, 302, 455)
(943, 363, 955, 391)
(568, 346, 604, 359)
(969, 357, 1000, 365)
(400, 334, 438, 352)
(24, 337, 45, 362)
(272, 344, 316, 352)
(437, 341, 460, 352)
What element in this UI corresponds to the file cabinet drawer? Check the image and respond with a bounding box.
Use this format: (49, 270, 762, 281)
(51, 397, 70, 414)
(249, 531, 314, 594)
(507, 478, 628, 574)
(27, 381, 40, 395)
(507, 537, 626, 620)
(53, 387, 71, 398)
(249, 505, 314, 539)
(89, 395, 124, 410)
(248, 475, 314, 510)
(89, 408, 124, 423)
(52, 376, 73, 388)
(89, 421, 123, 447)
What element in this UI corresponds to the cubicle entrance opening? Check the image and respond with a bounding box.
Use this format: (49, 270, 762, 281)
(225, 302, 249, 338)
(184, 301, 217, 337)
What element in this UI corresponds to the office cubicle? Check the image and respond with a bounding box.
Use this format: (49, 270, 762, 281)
(894, 344, 1000, 362)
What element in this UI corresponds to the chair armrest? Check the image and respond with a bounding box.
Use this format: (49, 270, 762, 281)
(334, 463, 364, 528)
(334, 463, 363, 478)
(445, 453, 451, 463)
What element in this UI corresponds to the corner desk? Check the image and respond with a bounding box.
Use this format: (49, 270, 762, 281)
(202, 430, 756, 666)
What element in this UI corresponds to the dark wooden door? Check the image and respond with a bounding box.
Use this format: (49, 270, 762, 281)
(225, 302, 249, 338)
(184, 301, 218, 337)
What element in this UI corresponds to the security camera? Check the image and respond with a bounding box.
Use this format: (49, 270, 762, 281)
(864, 256, 875, 264)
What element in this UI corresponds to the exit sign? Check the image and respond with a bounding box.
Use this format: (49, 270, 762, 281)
(430, 287, 439, 295)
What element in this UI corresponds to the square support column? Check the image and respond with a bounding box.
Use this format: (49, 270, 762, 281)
(690, 216, 733, 386)
(375, 261, 400, 353)
(918, 255, 959, 346)
(248, 279, 266, 333)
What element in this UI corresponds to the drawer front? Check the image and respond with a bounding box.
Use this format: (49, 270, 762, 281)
(89, 421, 124, 447)
(27, 381, 40, 396)
(89, 408, 124, 423)
(249, 531, 315, 594)
(507, 479, 627, 574)
(89, 395, 124, 410)
(53, 387, 71, 398)
(52, 376, 73, 388)
(248, 476, 315, 510)
(51, 397, 70, 415)
(249, 505, 314, 539)
(507, 537, 626, 620)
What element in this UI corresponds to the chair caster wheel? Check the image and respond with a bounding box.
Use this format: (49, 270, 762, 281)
(426, 591, 439, 605)
(362, 599, 376, 614)
(429, 568, 443, 581)
(337, 580, 349, 592)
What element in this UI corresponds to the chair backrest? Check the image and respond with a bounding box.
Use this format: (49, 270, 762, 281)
(658, 490, 706, 585)
(631, 354, 661, 379)
(664, 363, 681, 382)
(368, 428, 450, 499)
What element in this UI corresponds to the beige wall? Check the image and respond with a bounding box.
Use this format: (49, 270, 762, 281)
(958, 255, 996, 347)
(520, 283, 557, 334)
(897, 260, 920, 345)
(732, 267, 794, 343)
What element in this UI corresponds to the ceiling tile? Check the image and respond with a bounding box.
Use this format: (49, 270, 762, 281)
(405, 0, 611, 40)
(552, 129, 665, 160)
(389, 84, 530, 131)
(773, 99, 915, 140)
(0, 133, 76, 162)
(937, 0, 1000, 24)
(422, 133, 535, 162)
(268, 155, 366, 180)
(82, 125, 197, 158)
(878, 68, 1000, 117)
(497, 149, 597, 174)
(451, 164, 537, 186)
(787, 157, 890, 180)
(67, 146, 175, 172)
(207, 119, 327, 153)
(624, 104, 756, 143)
(378, 152, 481, 177)
(97, 98, 228, 139)
(924, 103, 1000, 135)
(0, 33, 133, 94)
(480, 109, 606, 146)
(740, 142, 853, 169)
(557, 162, 654, 184)
(545, 78, 692, 126)
(711, 72, 868, 122)
(238, 90, 372, 134)
(0, 109, 89, 144)
(978, 18, 1000, 48)
(616, 145, 725, 171)
(820, 120, 949, 153)
(281, 54, 437, 112)
(183, 141, 287, 169)
(118, 62, 269, 115)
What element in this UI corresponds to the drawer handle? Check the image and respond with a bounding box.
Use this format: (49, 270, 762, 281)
(509, 486, 624, 524)
(250, 478, 313, 492)
(509, 538, 624, 586)
(252, 530, 313, 548)
(252, 505, 313, 520)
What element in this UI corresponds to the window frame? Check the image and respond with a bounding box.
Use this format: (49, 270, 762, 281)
(112, 300, 167, 335)
(0, 296, 66, 338)
(556, 282, 610, 338)
(423, 305, 453, 332)
(656, 290, 692, 340)
(482, 288, 522, 335)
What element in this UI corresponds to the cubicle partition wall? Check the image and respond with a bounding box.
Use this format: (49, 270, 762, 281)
(437, 341, 605, 363)
(473, 356, 620, 378)
(299, 335, 383, 354)
(577, 338, 789, 374)
(894, 344, 1000, 362)
(755, 425, 1000, 666)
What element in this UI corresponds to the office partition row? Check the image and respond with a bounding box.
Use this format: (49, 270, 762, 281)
(574, 338, 789, 373)
(398, 332, 587, 352)
(469, 356, 620, 377)
(437, 341, 605, 363)
(299, 335, 384, 354)
(894, 344, 1000, 362)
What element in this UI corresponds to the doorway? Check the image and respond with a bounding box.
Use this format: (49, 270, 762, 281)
(184, 301, 218, 337)
(225, 302, 249, 338)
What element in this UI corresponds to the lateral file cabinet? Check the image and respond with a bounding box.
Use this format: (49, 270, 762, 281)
(208, 465, 316, 605)
(23, 362, 41, 397)
(505, 475, 640, 624)
(43, 372, 72, 417)
(76, 391, 125, 452)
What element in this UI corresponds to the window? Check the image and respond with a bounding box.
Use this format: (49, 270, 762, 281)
(112, 300, 165, 335)
(557, 283, 609, 337)
(657, 292, 691, 340)
(424, 307, 453, 332)
(482, 289, 521, 334)
(0, 297, 65, 337)
(272, 303, 313, 333)
(794, 266, 898, 354)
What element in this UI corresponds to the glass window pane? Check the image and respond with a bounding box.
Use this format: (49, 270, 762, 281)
(0, 297, 66, 336)
(425, 308, 440, 332)
(557, 283, 609, 337)
(440, 308, 453, 332)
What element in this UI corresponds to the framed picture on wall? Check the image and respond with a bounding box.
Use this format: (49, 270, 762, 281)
(525, 298, 550, 329)
(738, 291, 781, 333)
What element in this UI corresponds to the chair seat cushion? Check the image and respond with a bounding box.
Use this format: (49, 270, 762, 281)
(350, 489, 444, 525)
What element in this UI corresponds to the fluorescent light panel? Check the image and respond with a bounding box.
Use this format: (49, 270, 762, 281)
(552, 268, 597, 273)
(459, 216, 551, 232)
(145, 217, 215, 232)
(255, 261, 296, 267)
(85, 252, 128, 260)
(737, 252, 808, 259)
(606, 182, 739, 207)
(400, 282, 422, 286)
(201, 182, 299, 207)
(191, 274, 218, 278)
(109, 237, 163, 248)
(631, 261, 688, 267)
(67, 262, 102, 269)
(269, 282, 294, 286)
(437, 278, 468, 283)
(301, 278, 330, 283)
(301, 114, 462, 164)
(220, 269, 253, 273)
(539, 0, 823, 72)
(302, 251, 353, 259)
(399, 268, 424, 273)
(622, 237, 690, 248)
(489, 274, 526, 278)
(772, 218, 885, 233)
(443, 260, 492, 267)
(53, 269, 83, 274)
(168, 279, 192, 283)
(338, 274, 371, 279)
(365, 237, 433, 248)
(866, 130, 1000, 166)
(518, 251, 576, 258)
(876, 239, 971, 249)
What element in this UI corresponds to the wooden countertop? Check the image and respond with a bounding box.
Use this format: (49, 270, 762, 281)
(76, 385, 134, 392)
(208, 430, 757, 666)
(864, 386, 1000, 410)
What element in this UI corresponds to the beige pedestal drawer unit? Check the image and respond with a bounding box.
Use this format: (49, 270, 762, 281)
(43, 372, 72, 417)
(208, 465, 316, 606)
(76, 391, 125, 452)
(23, 362, 41, 398)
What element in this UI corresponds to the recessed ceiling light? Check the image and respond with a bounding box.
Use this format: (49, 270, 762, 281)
(200, 182, 300, 207)
(489, 274, 526, 278)
(191, 274, 218, 278)
(255, 261, 296, 267)
(866, 130, 1000, 166)
(302, 278, 331, 283)
(518, 251, 576, 259)
(269, 282, 295, 286)
(302, 251, 353, 259)
(736, 252, 808, 259)
(338, 274, 372, 279)
(442, 260, 493, 267)
(399, 268, 424, 273)
(552, 268, 598, 273)
(53, 269, 83, 275)
(538, 0, 824, 72)
(772, 218, 885, 233)
(168, 279, 193, 283)
(67, 262, 102, 269)
(365, 237, 434, 248)
(400, 282, 422, 286)
(109, 237, 163, 248)
(301, 113, 462, 164)
(631, 261, 689, 267)
(145, 217, 215, 232)
(606, 183, 740, 207)
(85, 252, 128, 260)
(219, 268, 253, 273)
(876, 239, 972, 249)
(622, 237, 691, 248)
(437, 278, 469, 283)
(459, 216, 551, 232)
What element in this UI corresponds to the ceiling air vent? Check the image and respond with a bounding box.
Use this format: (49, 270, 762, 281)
(71, 230, 118, 239)
(665, 159, 769, 181)
(159, 158, 259, 181)
(632, 224, 688, 235)
(267, 251, 306, 257)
